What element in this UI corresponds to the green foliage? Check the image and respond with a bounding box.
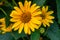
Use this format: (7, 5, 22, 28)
(33, 0, 46, 6)
(56, 0, 60, 24)
(11, 31, 27, 40)
(30, 30, 40, 40)
(0, 33, 14, 40)
(46, 22, 60, 40)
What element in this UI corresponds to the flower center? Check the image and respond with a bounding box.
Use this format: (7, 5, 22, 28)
(20, 12, 31, 23)
(40, 14, 46, 19)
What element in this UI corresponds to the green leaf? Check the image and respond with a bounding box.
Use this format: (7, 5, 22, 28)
(11, 31, 27, 40)
(0, 33, 14, 40)
(46, 22, 60, 40)
(30, 30, 40, 40)
(33, 0, 46, 6)
(56, 0, 60, 24)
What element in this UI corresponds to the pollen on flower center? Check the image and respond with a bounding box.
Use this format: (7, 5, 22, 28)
(20, 12, 31, 23)
(40, 14, 46, 19)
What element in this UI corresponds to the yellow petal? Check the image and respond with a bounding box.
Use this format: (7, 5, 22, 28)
(49, 20, 53, 23)
(31, 4, 36, 9)
(10, 10, 20, 18)
(43, 23, 46, 27)
(47, 16, 55, 19)
(29, 21, 40, 29)
(45, 19, 53, 23)
(19, 23, 24, 33)
(14, 26, 19, 31)
(31, 6, 40, 13)
(43, 20, 50, 27)
(46, 6, 48, 12)
(14, 7, 23, 15)
(46, 22, 50, 27)
(12, 21, 21, 29)
(31, 18, 41, 24)
(5, 24, 12, 32)
(32, 11, 41, 16)
(42, 6, 46, 13)
(27, 28, 31, 35)
(28, 1, 31, 10)
(34, 17, 42, 20)
(10, 18, 20, 22)
(18, 2, 24, 12)
(24, 1, 28, 9)
(32, 6, 40, 13)
(24, 23, 29, 34)
(30, 4, 36, 12)
(46, 11, 54, 15)
(28, 23, 35, 32)
(42, 20, 47, 27)
(0, 18, 5, 22)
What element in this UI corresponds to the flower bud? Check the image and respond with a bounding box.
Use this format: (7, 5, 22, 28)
(40, 28, 45, 34)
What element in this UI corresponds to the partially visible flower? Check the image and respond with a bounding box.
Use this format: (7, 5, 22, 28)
(10, 0, 41, 34)
(0, 18, 12, 34)
(2, 24, 12, 34)
(39, 6, 54, 27)
(0, 18, 6, 30)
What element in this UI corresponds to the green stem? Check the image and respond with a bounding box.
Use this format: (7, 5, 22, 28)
(0, 8, 8, 17)
(12, 0, 18, 6)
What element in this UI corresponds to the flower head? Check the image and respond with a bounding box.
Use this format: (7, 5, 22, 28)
(10, 0, 41, 34)
(39, 6, 54, 27)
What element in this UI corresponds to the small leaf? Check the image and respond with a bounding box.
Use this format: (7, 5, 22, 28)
(33, 0, 46, 6)
(30, 30, 40, 40)
(56, 0, 60, 24)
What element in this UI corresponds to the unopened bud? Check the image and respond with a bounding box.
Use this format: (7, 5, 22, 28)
(40, 28, 45, 34)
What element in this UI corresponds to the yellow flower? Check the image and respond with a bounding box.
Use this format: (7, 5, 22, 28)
(2, 24, 12, 34)
(0, 18, 12, 34)
(10, 0, 41, 34)
(39, 6, 54, 27)
(0, 18, 6, 30)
